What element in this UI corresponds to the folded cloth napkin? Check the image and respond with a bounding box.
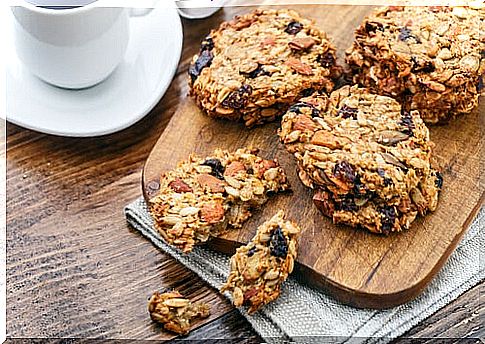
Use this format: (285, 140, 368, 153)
(125, 197, 484, 343)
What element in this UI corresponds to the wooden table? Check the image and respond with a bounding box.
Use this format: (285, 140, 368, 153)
(6, 5, 483, 342)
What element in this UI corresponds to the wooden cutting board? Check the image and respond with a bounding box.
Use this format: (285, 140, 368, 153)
(142, 5, 484, 309)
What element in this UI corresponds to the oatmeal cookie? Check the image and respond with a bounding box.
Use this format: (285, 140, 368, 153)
(279, 85, 442, 234)
(148, 289, 210, 335)
(188, 9, 342, 127)
(345, 6, 484, 123)
(148, 148, 290, 252)
(221, 210, 300, 314)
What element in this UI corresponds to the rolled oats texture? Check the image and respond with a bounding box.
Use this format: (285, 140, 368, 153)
(345, 6, 484, 123)
(188, 9, 342, 127)
(278, 85, 442, 234)
(148, 148, 290, 253)
(221, 210, 301, 314)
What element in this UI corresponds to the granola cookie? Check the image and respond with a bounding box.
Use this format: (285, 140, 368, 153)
(188, 9, 342, 127)
(221, 210, 300, 314)
(148, 290, 210, 335)
(148, 148, 290, 252)
(345, 6, 485, 124)
(279, 85, 442, 234)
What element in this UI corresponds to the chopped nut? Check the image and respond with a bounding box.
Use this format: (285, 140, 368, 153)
(169, 179, 193, 193)
(288, 37, 316, 50)
(197, 174, 227, 193)
(200, 201, 225, 224)
(285, 58, 313, 75)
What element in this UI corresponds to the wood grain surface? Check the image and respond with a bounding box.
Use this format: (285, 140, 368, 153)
(142, 5, 483, 309)
(5, 4, 483, 342)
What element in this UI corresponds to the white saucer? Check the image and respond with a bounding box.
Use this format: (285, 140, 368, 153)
(5, 5, 183, 137)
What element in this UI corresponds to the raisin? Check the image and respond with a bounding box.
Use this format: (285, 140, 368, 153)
(398, 27, 421, 43)
(338, 104, 358, 120)
(377, 168, 393, 187)
(200, 36, 214, 52)
(242, 64, 269, 79)
(301, 88, 316, 97)
(247, 247, 256, 257)
(288, 102, 320, 117)
(411, 56, 435, 73)
(317, 52, 336, 68)
(222, 85, 252, 109)
(352, 175, 367, 195)
(365, 22, 384, 34)
(435, 171, 443, 189)
(399, 110, 415, 136)
(188, 50, 213, 82)
(478, 75, 484, 92)
(269, 226, 288, 258)
(333, 161, 357, 184)
(335, 195, 358, 212)
(379, 206, 396, 234)
(285, 21, 303, 35)
(201, 158, 225, 180)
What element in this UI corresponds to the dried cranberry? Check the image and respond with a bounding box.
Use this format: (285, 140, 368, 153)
(365, 21, 384, 34)
(200, 36, 214, 52)
(398, 27, 421, 43)
(379, 206, 396, 234)
(338, 104, 358, 120)
(333, 161, 357, 184)
(188, 50, 213, 82)
(285, 21, 303, 35)
(288, 102, 320, 117)
(317, 52, 336, 68)
(399, 110, 415, 136)
(201, 158, 225, 180)
(222, 85, 252, 109)
(435, 171, 443, 189)
(269, 226, 288, 258)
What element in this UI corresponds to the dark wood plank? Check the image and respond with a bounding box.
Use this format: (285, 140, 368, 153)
(5, 3, 482, 342)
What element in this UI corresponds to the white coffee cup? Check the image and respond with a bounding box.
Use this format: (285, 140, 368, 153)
(11, 1, 132, 89)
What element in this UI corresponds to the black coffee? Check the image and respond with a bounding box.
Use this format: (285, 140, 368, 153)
(26, 0, 97, 9)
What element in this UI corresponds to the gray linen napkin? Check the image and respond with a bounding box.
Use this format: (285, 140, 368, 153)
(125, 197, 484, 342)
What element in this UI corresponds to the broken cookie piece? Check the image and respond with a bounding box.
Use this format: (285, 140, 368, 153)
(148, 290, 210, 335)
(148, 148, 290, 253)
(221, 210, 300, 314)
